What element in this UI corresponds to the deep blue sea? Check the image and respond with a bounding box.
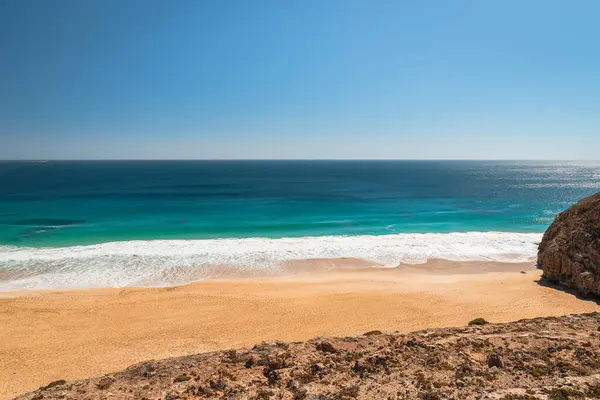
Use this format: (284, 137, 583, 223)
(1, 160, 599, 291)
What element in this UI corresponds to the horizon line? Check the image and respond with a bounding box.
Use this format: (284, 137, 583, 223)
(1, 158, 599, 162)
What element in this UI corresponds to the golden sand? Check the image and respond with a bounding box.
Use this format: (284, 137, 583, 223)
(1, 259, 598, 399)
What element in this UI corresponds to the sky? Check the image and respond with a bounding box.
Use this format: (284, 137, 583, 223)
(1, 0, 599, 160)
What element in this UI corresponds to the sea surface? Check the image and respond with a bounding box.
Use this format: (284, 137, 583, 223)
(1, 160, 599, 291)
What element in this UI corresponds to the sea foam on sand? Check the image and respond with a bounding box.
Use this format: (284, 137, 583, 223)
(0, 232, 541, 291)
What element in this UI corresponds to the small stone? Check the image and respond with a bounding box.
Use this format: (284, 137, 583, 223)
(267, 352, 289, 370)
(196, 386, 213, 396)
(209, 379, 227, 391)
(40, 380, 67, 391)
(263, 369, 280, 385)
(174, 374, 191, 382)
(164, 392, 181, 400)
(97, 377, 113, 390)
(364, 330, 383, 336)
(245, 356, 255, 368)
(316, 341, 337, 353)
(486, 353, 503, 368)
(311, 362, 325, 373)
(286, 379, 298, 390)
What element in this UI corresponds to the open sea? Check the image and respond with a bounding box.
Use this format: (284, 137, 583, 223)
(1, 160, 599, 291)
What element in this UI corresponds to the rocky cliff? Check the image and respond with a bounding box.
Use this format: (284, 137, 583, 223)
(538, 192, 600, 297)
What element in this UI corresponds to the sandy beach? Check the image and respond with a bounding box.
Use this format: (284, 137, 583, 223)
(1, 259, 599, 399)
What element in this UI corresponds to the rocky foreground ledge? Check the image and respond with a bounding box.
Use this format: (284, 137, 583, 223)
(17, 313, 600, 400)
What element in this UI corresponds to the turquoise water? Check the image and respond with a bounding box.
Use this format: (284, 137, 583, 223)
(1, 160, 599, 290)
(1, 160, 599, 247)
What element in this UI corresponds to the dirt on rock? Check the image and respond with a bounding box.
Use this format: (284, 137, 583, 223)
(15, 312, 600, 400)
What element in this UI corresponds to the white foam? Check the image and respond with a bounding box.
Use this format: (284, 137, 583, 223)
(0, 232, 541, 292)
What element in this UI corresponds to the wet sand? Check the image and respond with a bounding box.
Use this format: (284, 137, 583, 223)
(1, 259, 598, 399)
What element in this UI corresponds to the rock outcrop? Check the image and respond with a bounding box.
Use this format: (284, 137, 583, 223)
(538, 192, 600, 296)
(14, 313, 600, 400)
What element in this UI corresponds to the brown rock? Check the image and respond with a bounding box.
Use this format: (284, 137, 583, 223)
(173, 374, 190, 382)
(267, 351, 291, 370)
(40, 380, 66, 391)
(486, 353, 503, 368)
(538, 192, 600, 296)
(96, 377, 113, 390)
(245, 356, 256, 368)
(316, 341, 337, 353)
(209, 379, 227, 391)
(263, 368, 280, 385)
(164, 392, 180, 400)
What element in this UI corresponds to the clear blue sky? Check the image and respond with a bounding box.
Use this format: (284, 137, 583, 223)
(1, 0, 599, 160)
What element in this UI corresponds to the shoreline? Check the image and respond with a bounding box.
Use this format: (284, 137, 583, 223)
(0, 257, 535, 298)
(0, 231, 541, 292)
(1, 259, 599, 399)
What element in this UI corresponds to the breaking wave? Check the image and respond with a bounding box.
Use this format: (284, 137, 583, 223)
(0, 232, 541, 291)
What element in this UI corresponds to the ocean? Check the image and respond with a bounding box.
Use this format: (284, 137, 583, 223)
(1, 160, 599, 291)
